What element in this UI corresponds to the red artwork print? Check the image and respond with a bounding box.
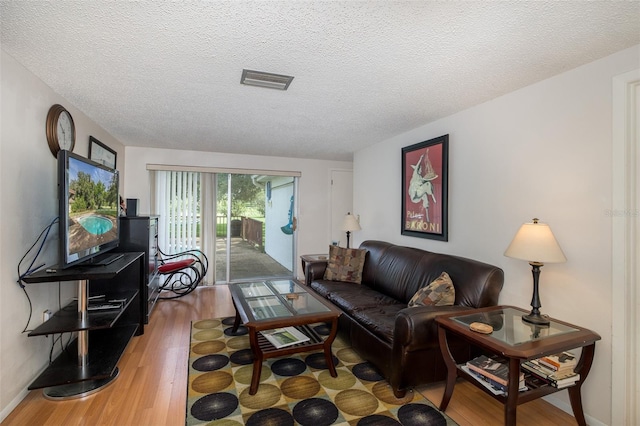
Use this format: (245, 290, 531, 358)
(402, 135, 448, 240)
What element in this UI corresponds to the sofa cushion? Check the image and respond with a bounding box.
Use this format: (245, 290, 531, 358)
(323, 245, 367, 284)
(408, 272, 455, 307)
(311, 280, 399, 312)
(350, 304, 407, 343)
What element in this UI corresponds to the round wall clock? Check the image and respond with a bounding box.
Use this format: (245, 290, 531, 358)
(46, 104, 76, 158)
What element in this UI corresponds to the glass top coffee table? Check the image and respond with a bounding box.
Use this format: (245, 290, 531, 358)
(228, 279, 341, 394)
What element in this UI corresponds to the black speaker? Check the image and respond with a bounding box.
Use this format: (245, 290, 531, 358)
(126, 198, 139, 217)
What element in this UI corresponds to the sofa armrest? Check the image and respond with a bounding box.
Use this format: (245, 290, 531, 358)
(305, 261, 328, 286)
(393, 305, 476, 351)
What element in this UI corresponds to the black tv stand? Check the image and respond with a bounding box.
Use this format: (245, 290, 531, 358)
(22, 252, 144, 399)
(86, 253, 124, 266)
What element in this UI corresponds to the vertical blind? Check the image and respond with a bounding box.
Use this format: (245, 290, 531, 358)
(155, 171, 201, 254)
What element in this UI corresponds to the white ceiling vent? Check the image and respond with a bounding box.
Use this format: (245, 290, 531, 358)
(241, 69, 294, 90)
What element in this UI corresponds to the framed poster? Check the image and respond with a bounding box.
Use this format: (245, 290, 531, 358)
(89, 136, 117, 169)
(401, 134, 449, 241)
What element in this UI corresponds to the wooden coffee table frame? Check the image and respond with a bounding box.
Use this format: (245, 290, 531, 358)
(229, 280, 341, 395)
(436, 305, 601, 426)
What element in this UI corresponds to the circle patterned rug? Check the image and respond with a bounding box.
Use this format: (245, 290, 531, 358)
(187, 317, 458, 425)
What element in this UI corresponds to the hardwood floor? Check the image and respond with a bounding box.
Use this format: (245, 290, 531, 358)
(2, 286, 578, 425)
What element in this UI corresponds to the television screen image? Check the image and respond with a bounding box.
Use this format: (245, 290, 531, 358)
(59, 150, 120, 268)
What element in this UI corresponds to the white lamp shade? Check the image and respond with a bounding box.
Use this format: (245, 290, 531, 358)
(504, 219, 567, 264)
(341, 213, 361, 232)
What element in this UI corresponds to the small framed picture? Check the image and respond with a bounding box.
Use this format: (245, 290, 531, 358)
(89, 136, 117, 169)
(401, 134, 449, 241)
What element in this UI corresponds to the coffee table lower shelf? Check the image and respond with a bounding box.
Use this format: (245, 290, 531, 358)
(241, 321, 339, 395)
(254, 324, 324, 354)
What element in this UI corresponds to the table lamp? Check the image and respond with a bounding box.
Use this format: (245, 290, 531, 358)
(504, 218, 566, 325)
(341, 212, 361, 248)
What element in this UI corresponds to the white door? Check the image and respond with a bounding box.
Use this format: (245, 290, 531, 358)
(330, 170, 354, 247)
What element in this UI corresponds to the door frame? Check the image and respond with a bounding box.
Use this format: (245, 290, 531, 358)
(611, 68, 639, 426)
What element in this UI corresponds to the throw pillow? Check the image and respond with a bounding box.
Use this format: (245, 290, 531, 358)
(408, 272, 455, 307)
(323, 245, 367, 284)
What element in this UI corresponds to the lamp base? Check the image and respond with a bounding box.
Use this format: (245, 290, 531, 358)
(522, 312, 550, 326)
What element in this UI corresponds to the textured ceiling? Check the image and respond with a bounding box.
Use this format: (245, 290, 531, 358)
(1, 1, 639, 161)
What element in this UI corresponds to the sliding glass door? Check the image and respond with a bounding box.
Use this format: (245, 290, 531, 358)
(215, 173, 296, 283)
(152, 169, 297, 285)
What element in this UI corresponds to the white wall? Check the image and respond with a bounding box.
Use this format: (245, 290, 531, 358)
(264, 176, 295, 270)
(353, 44, 640, 425)
(0, 50, 125, 420)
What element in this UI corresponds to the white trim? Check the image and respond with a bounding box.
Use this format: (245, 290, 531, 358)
(543, 397, 606, 426)
(0, 349, 57, 423)
(611, 68, 640, 426)
(0, 388, 28, 423)
(146, 163, 301, 177)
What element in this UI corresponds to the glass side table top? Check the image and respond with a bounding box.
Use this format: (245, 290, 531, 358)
(451, 307, 579, 346)
(300, 254, 329, 261)
(234, 280, 331, 321)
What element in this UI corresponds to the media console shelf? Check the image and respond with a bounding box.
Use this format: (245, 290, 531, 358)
(22, 252, 145, 399)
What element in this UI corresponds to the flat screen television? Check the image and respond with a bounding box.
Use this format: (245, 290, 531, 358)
(58, 150, 121, 268)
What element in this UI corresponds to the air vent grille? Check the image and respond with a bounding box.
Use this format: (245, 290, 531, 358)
(241, 69, 294, 90)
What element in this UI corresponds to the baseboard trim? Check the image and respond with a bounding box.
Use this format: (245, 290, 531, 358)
(0, 387, 29, 423)
(543, 396, 606, 426)
(1, 337, 60, 423)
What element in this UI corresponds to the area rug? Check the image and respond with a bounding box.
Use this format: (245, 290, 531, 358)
(186, 317, 458, 425)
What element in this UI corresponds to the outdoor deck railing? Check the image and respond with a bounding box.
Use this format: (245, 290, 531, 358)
(216, 216, 264, 252)
(242, 217, 264, 252)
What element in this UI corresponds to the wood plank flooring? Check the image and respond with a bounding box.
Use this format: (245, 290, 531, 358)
(2, 286, 578, 425)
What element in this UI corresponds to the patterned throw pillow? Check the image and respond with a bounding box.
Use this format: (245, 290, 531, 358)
(323, 245, 367, 284)
(408, 272, 455, 307)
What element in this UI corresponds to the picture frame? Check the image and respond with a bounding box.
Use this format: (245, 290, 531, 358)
(401, 134, 449, 241)
(89, 136, 117, 169)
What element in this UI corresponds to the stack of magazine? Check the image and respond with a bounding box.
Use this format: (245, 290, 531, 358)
(521, 351, 579, 389)
(260, 327, 310, 348)
(463, 355, 526, 395)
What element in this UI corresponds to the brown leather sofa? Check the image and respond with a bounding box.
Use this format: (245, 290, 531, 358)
(305, 240, 504, 397)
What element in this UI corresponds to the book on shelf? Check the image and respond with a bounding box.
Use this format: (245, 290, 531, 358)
(521, 360, 580, 388)
(524, 374, 549, 389)
(462, 365, 526, 395)
(537, 351, 577, 373)
(550, 376, 580, 389)
(466, 355, 523, 387)
(522, 359, 577, 379)
(260, 326, 310, 348)
(521, 361, 551, 379)
(523, 372, 579, 389)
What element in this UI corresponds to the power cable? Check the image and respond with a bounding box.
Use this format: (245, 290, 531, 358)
(16, 217, 59, 333)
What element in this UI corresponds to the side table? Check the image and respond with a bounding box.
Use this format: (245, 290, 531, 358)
(300, 254, 328, 284)
(436, 305, 601, 426)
